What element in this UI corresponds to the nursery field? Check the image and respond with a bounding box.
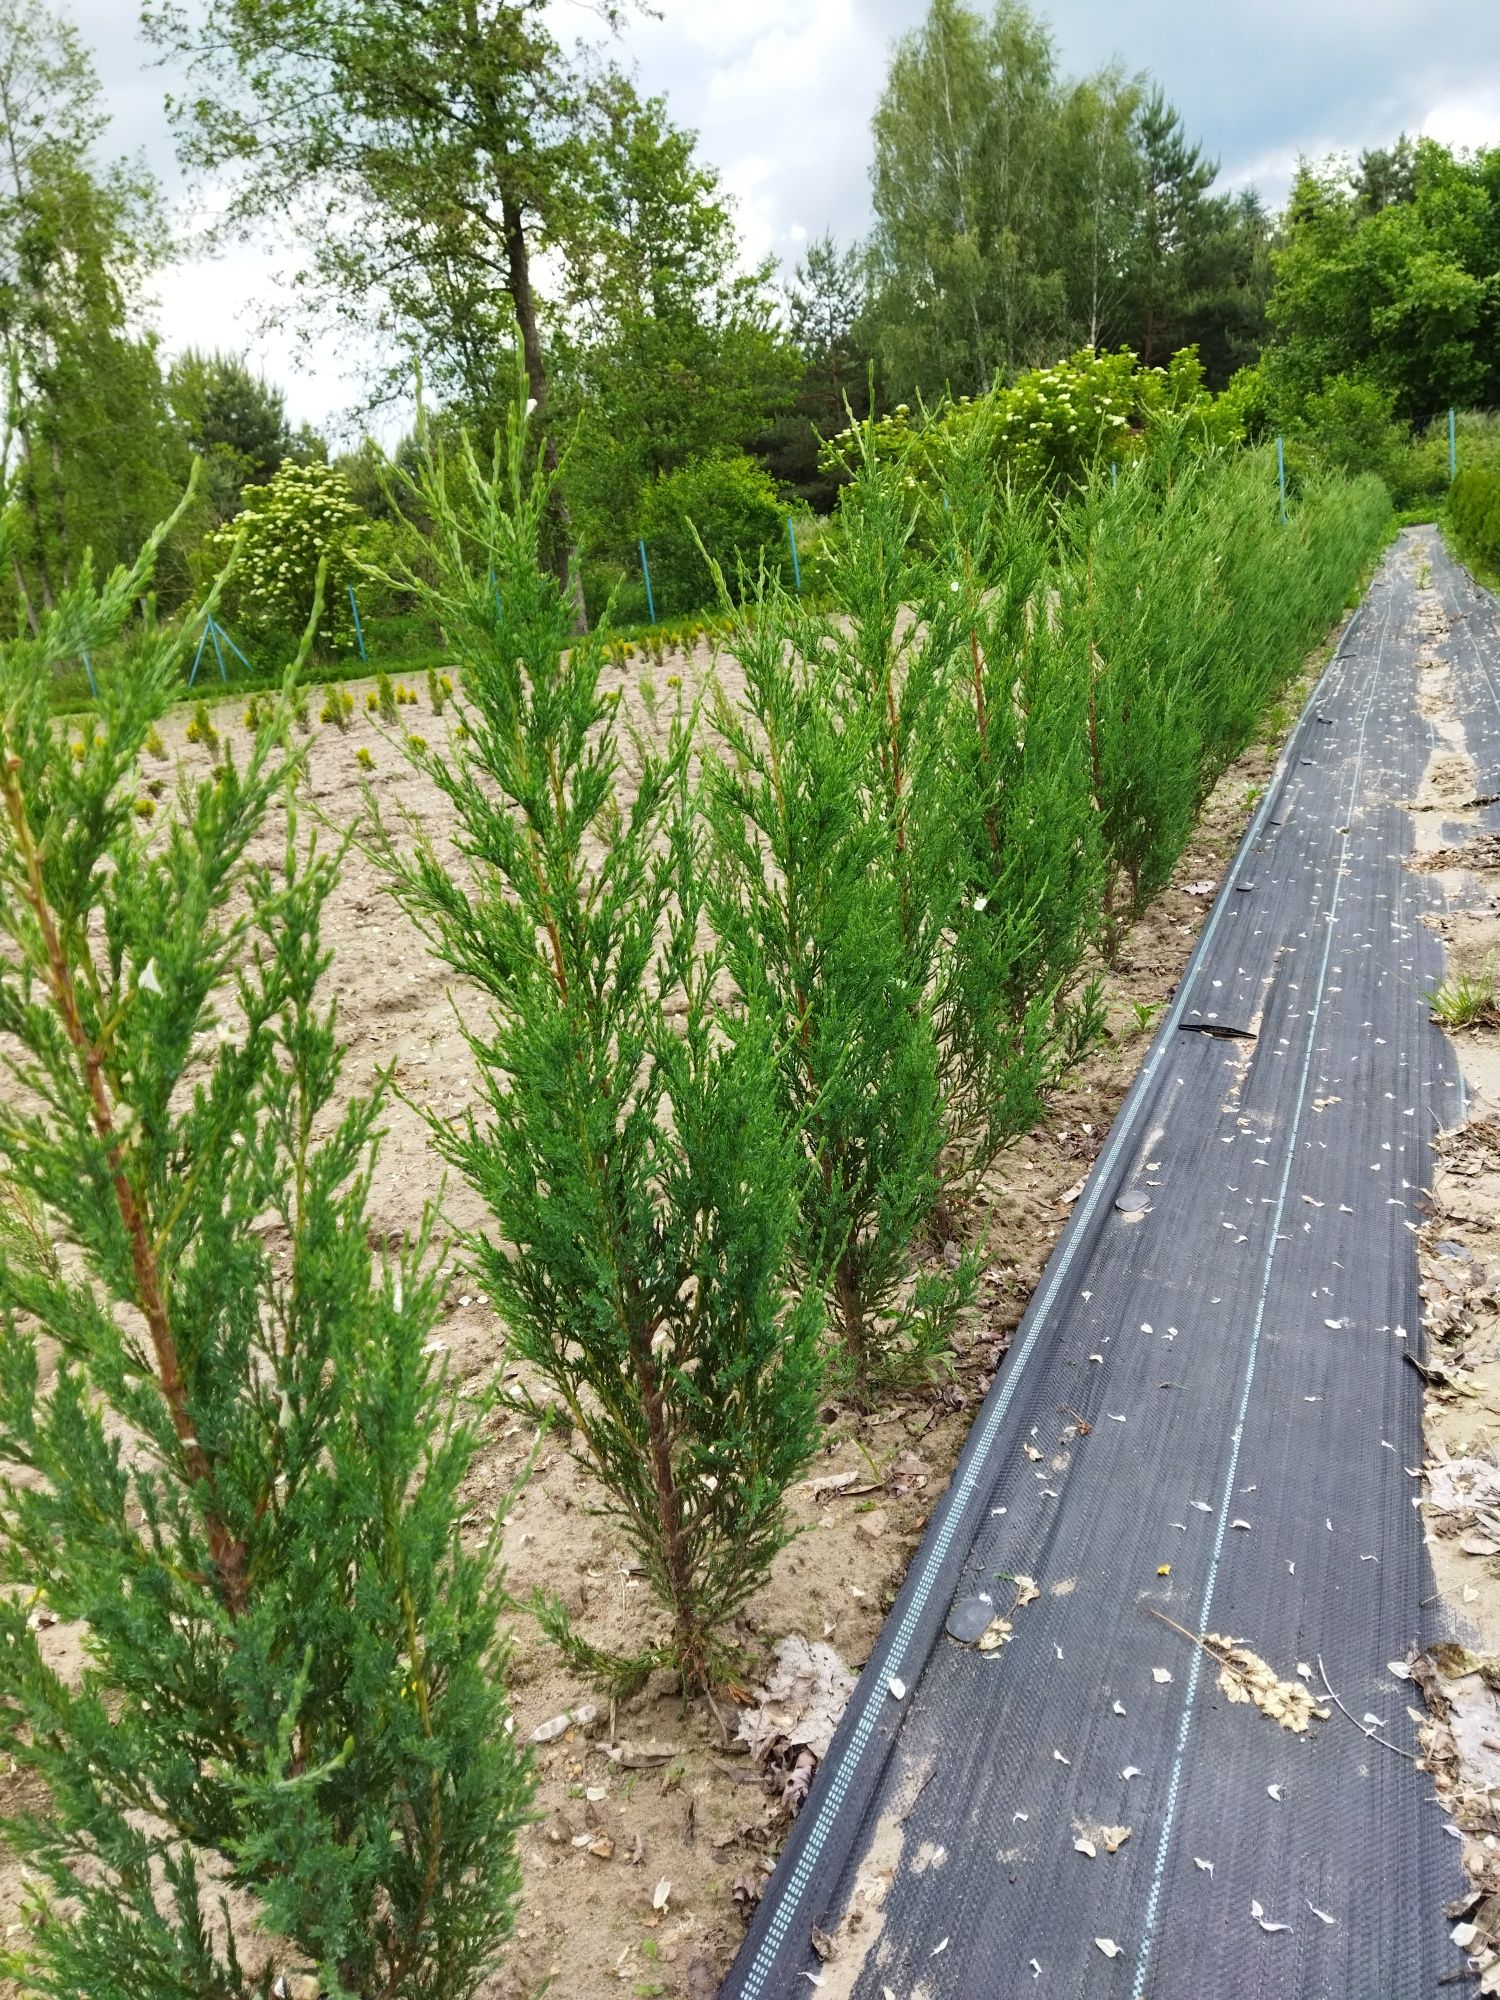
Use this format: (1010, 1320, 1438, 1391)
(0, 619, 1339, 2000)
(0, 412, 1412, 2000)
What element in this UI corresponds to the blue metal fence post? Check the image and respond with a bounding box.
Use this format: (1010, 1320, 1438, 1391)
(215, 623, 254, 674)
(208, 618, 229, 684)
(639, 538, 656, 624)
(80, 649, 98, 698)
(348, 581, 368, 662)
(786, 515, 802, 594)
(188, 623, 211, 688)
(1276, 435, 1287, 524)
(1450, 407, 1457, 483)
(1110, 461, 1118, 489)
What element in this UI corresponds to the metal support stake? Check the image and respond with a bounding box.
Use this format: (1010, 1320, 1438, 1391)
(348, 582, 367, 662)
(639, 538, 656, 624)
(786, 515, 802, 594)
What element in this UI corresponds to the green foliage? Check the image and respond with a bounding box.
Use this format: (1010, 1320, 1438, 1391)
(426, 666, 447, 714)
(209, 460, 371, 655)
(0, 499, 530, 1996)
(183, 698, 219, 754)
(365, 377, 823, 1696)
(320, 682, 354, 729)
(1448, 467, 1500, 578)
(1067, 447, 1390, 947)
(1260, 138, 1500, 425)
(864, 0, 1269, 402)
(704, 579, 953, 1401)
(827, 345, 1240, 500)
(1429, 965, 1499, 1029)
(0, 0, 184, 627)
(638, 455, 787, 616)
(168, 347, 324, 525)
(375, 669, 397, 722)
(556, 78, 801, 558)
(926, 444, 1108, 1163)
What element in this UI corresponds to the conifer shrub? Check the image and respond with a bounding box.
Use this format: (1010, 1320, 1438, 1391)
(184, 697, 219, 754)
(320, 682, 355, 729)
(705, 579, 958, 1403)
(365, 384, 823, 1698)
(927, 441, 1107, 1170)
(0, 508, 530, 1998)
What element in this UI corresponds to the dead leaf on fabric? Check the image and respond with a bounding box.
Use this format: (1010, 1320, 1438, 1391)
(1152, 1667, 1173, 1684)
(1023, 1443, 1044, 1462)
(1206, 1634, 1330, 1732)
(1307, 1903, 1336, 1925)
(1267, 1783, 1283, 1801)
(1151, 1612, 1330, 1732)
(1194, 1857, 1214, 1876)
(737, 1636, 855, 1764)
(1251, 1900, 1288, 1932)
(976, 1616, 1013, 1653)
(1095, 1938, 1121, 1958)
(1074, 1838, 1098, 1858)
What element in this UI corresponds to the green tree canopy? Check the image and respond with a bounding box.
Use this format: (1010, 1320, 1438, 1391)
(0, 0, 180, 626)
(863, 0, 1268, 403)
(550, 77, 800, 559)
(1260, 138, 1500, 423)
(167, 347, 323, 524)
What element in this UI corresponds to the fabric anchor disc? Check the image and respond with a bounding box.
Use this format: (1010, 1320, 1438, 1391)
(946, 1593, 998, 1643)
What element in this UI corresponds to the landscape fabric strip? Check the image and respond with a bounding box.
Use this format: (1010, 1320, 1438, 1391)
(722, 531, 1468, 1998)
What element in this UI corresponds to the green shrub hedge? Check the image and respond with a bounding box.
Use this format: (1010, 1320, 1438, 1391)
(1448, 465, 1500, 574)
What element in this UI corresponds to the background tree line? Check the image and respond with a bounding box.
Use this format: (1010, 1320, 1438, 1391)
(0, 0, 1496, 649)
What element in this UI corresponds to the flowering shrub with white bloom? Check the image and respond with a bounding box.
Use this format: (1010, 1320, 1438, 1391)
(825, 345, 1242, 494)
(211, 458, 372, 651)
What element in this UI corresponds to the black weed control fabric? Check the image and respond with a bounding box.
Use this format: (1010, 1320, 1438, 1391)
(722, 530, 1478, 2000)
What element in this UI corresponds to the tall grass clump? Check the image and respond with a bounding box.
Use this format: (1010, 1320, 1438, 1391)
(704, 576, 957, 1404)
(364, 373, 823, 1698)
(0, 500, 529, 1997)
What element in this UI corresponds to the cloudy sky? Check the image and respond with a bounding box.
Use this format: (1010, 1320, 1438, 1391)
(69, 0, 1500, 436)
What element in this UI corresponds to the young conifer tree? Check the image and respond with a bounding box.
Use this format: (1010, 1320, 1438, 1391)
(925, 422, 1107, 1177)
(363, 376, 823, 1699)
(704, 577, 959, 1403)
(0, 500, 529, 1999)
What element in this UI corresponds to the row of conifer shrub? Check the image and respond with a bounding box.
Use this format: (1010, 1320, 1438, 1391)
(0, 382, 1389, 1999)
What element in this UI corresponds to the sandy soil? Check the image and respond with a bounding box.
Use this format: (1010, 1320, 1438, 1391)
(1, 622, 1345, 1999)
